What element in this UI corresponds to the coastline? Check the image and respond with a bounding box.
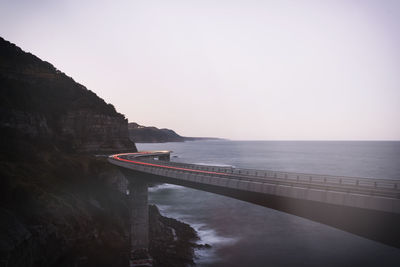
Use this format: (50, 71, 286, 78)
(149, 204, 211, 267)
(149, 184, 235, 267)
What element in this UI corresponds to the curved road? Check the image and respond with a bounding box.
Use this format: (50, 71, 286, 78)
(111, 151, 232, 176)
(110, 151, 400, 200)
(109, 151, 400, 248)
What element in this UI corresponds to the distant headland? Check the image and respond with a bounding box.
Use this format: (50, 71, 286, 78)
(128, 122, 223, 143)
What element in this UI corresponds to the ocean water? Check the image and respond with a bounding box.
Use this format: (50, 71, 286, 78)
(138, 141, 400, 267)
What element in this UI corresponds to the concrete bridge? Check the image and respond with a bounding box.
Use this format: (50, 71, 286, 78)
(109, 150, 400, 263)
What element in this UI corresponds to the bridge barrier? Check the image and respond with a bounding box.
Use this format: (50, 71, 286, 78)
(109, 152, 400, 250)
(183, 173, 190, 181)
(109, 155, 400, 213)
(211, 177, 220, 186)
(238, 180, 250, 190)
(171, 169, 179, 179)
(194, 175, 202, 183)
(114, 158, 400, 195)
(263, 183, 278, 195)
(219, 178, 229, 187)
(231, 166, 400, 191)
(248, 181, 262, 193)
(227, 179, 238, 189)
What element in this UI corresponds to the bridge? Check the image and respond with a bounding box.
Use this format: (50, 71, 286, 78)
(108, 151, 400, 265)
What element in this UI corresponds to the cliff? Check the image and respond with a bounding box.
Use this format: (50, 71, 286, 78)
(129, 122, 222, 143)
(1, 156, 132, 267)
(0, 37, 200, 266)
(0, 36, 136, 154)
(0, 154, 202, 266)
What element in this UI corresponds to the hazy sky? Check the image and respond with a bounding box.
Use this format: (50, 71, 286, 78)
(1, 0, 399, 140)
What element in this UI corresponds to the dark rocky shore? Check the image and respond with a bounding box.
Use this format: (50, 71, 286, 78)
(0, 36, 202, 266)
(150, 204, 210, 267)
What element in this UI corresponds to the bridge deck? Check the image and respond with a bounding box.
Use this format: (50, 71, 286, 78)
(109, 151, 400, 214)
(137, 158, 399, 197)
(109, 151, 400, 249)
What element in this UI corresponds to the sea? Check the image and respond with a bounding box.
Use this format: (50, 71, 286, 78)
(138, 141, 400, 267)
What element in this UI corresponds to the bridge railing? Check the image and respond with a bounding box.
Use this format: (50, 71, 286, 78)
(228, 167, 400, 191)
(135, 158, 400, 192)
(112, 157, 400, 199)
(137, 158, 233, 172)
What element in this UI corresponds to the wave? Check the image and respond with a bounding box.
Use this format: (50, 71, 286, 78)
(194, 162, 235, 168)
(148, 183, 183, 192)
(156, 205, 195, 222)
(192, 223, 239, 266)
(192, 223, 238, 246)
(155, 205, 239, 266)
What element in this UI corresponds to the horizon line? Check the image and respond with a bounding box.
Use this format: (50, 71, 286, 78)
(193, 139, 400, 142)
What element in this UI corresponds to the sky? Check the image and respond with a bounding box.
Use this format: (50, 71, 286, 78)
(1, 0, 399, 140)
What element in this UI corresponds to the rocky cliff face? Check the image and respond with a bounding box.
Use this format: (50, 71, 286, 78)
(61, 110, 134, 153)
(0, 37, 200, 267)
(0, 155, 131, 267)
(0, 155, 203, 267)
(0, 36, 136, 153)
(0, 37, 136, 265)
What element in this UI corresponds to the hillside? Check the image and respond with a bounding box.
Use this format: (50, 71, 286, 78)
(0, 36, 136, 154)
(128, 122, 185, 143)
(129, 122, 222, 143)
(0, 37, 199, 267)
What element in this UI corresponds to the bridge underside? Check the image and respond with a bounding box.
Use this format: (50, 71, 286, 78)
(120, 168, 400, 249)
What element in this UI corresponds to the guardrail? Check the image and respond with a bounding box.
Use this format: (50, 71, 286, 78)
(134, 157, 400, 192)
(110, 153, 400, 214)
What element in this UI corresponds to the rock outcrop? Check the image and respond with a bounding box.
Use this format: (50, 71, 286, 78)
(149, 205, 201, 267)
(61, 110, 134, 153)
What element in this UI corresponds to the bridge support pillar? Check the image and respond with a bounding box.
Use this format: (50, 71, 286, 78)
(128, 179, 152, 266)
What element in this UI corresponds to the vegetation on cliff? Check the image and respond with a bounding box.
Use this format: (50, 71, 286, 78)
(0, 153, 131, 266)
(0, 152, 202, 266)
(0, 36, 136, 154)
(128, 122, 185, 143)
(0, 37, 201, 266)
(129, 122, 222, 143)
(0, 36, 137, 266)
